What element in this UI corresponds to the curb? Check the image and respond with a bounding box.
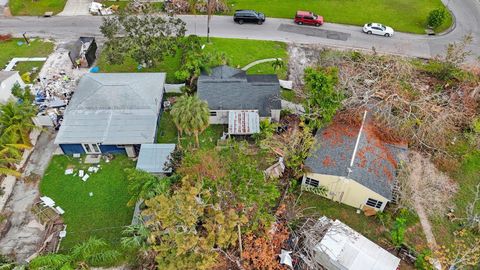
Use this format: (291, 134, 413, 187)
(434, 5, 456, 36)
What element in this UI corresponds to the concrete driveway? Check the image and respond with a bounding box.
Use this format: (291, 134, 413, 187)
(58, 0, 91, 16)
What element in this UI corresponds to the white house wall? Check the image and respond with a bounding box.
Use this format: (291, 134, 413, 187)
(209, 110, 229, 124)
(0, 72, 24, 103)
(211, 109, 278, 124)
(271, 109, 281, 122)
(302, 173, 389, 211)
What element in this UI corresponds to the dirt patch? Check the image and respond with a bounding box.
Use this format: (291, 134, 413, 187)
(0, 130, 58, 262)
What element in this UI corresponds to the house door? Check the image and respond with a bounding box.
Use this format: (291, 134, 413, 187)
(82, 143, 101, 154)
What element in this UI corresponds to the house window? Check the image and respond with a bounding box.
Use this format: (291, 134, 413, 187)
(210, 111, 217, 117)
(304, 177, 319, 187)
(82, 143, 101, 154)
(366, 198, 383, 209)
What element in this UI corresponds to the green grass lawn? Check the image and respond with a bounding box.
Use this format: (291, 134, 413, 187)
(9, 0, 67, 15)
(226, 0, 452, 34)
(298, 192, 429, 251)
(96, 51, 183, 84)
(0, 39, 53, 76)
(204, 37, 288, 79)
(431, 150, 480, 246)
(281, 89, 304, 104)
(14, 61, 44, 80)
(40, 155, 135, 251)
(97, 37, 288, 83)
(157, 111, 225, 149)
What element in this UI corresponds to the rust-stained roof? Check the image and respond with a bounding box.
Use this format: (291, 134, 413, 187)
(228, 110, 260, 135)
(305, 112, 407, 200)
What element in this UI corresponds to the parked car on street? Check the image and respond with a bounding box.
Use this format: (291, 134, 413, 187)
(363, 23, 394, 37)
(294, 11, 324, 26)
(233, 10, 266, 25)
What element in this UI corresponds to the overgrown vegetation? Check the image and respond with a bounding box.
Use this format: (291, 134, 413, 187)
(290, 41, 479, 268)
(302, 67, 344, 130)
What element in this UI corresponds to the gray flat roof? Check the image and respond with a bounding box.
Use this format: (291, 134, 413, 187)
(136, 144, 176, 173)
(55, 73, 166, 145)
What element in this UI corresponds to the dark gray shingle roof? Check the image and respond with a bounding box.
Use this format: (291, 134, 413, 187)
(197, 66, 281, 117)
(305, 119, 407, 200)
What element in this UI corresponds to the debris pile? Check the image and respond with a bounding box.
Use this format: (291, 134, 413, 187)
(31, 46, 89, 129)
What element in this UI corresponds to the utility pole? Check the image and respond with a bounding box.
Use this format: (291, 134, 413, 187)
(207, 0, 211, 42)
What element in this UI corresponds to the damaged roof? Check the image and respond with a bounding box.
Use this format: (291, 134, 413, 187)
(197, 65, 281, 117)
(305, 113, 407, 200)
(55, 73, 165, 145)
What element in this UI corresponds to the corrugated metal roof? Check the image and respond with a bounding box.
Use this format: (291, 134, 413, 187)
(55, 73, 166, 144)
(316, 218, 400, 270)
(228, 110, 260, 135)
(136, 144, 176, 173)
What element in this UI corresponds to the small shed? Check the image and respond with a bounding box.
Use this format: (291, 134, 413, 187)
(68, 37, 97, 68)
(136, 144, 176, 175)
(228, 110, 260, 135)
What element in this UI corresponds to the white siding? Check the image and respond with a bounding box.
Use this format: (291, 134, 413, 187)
(0, 72, 24, 103)
(209, 110, 229, 124)
(271, 109, 281, 122)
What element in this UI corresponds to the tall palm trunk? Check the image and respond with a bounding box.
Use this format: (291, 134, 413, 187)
(194, 131, 200, 148)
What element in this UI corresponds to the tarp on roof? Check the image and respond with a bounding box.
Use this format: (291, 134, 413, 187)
(55, 73, 166, 145)
(228, 110, 260, 135)
(315, 217, 400, 270)
(136, 144, 176, 174)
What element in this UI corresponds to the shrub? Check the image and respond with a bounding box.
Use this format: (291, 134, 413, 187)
(427, 8, 446, 29)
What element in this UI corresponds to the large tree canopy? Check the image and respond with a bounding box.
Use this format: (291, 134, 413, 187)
(100, 6, 186, 68)
(143, 177, 246, 270)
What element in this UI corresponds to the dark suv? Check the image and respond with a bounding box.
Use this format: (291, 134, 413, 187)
(233, 10, 265, 25)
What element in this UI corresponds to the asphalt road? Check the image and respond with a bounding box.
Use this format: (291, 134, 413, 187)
(0, 0, 479, 61)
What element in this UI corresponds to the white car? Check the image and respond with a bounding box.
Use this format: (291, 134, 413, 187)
(363, 23, 394, 37)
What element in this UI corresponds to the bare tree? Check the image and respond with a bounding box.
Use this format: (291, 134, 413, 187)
(290, 217, 355, 270)
(455, 183, 480, 232)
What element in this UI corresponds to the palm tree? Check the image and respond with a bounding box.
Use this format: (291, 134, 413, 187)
(121, 223, 156, 270)
(170, 95, 209, 147)
(0, 142, 31, 177)
(29, 238, 121, 270)
(0, 101, 37, 146)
